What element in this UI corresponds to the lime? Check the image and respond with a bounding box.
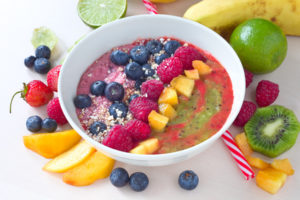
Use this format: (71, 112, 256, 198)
(77, 0, 127, 28)
(31, 27, 58, 50)
(230, 18, 287, 74)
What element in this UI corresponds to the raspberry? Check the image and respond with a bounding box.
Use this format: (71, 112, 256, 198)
(125, 119, 151, 141)
(129, 97, 158, 122)
(174, 46, 207, 70)
(47, 97, 68, 125)
(102, 125, 133, 152)
(141, 80, 164, 101)
(244, 69, 253, 88)
(157, 57, 183, 84)
(256, 80, 279, 107)
(47, 65, 61, 92)
(233, 101, 257, 127)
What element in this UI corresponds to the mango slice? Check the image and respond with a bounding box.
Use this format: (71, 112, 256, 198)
(140, 138, 159, 153)
(23, 129, 81, 158)
(247, 156, 270, 169)
(130, 145, 147, 154)
(158, 87, 178, 106)
(148, 110, 169, 132)
(130, 138, 159, 154)
(184, 69, 200, 80)
(63, 151, 115, 186)
(170, 75, 195, 98)
(256, 168, 287, 194)
(271, 159, 294, 175)
(43, 140, 96, 173)
(159, 103, 177, 120)
(192, 60, 212, 75)
(234, 132, 253, 158)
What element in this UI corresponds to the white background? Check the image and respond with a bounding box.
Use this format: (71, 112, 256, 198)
(1, 0, 299, 199)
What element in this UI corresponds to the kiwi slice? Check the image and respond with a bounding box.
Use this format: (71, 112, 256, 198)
(245, 105, 300, 158)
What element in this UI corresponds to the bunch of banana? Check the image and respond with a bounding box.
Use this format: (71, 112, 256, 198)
(183, 0, 300, 39)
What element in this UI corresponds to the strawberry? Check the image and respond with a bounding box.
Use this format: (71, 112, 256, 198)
(10, 80, 53, 113)
(47, 65, 61, 92)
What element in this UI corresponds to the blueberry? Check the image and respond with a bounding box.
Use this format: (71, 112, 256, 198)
(128, 94, 139, 103)
(105, 82, 124, 102)
(34, 58, 51, 74)
(26, 115, 42, 132)
(110, 50, 130, 65)
(90, 81, 106, 96)
(142, 64, 155, 78)
(125, 62, 144, 80)
(146, 40, 163, 54)
(41, 118, 57, 132)
(109, 102, 128, 119)
(164, 40, 181, 55)
(154, 53, 170, 64)
(129, 172, 149, 192)
(35, 45, 51, 59)
(74, 94, 92, 109)
(135, 79, 145, 90)
(89, 121, 107, 135)
(130, 45, 150, 65)
(24, 56, 36, 68)
(110, 168, 130, 187)
(178, 170, 199, 190)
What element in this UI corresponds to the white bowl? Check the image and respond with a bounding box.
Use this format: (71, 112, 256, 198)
(58, 14, 245, 166)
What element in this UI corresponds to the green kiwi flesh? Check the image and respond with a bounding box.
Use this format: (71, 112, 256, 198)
(245, 105, 300, 158)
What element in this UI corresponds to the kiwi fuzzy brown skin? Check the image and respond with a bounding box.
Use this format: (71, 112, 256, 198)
(245, 105, 300, 158)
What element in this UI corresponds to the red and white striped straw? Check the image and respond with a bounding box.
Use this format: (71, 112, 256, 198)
(142, 0, 254, 180)
(222, 130, 255, 180)
(142, 0, 158, 14)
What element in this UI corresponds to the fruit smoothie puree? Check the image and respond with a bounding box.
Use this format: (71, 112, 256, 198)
(76, 37, 233, 153)
(154, 57, 233, 153)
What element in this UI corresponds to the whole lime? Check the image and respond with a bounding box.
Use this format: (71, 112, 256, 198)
(230, 18, 287, 74)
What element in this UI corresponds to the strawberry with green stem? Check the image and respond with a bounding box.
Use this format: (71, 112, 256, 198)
(10, 80, 53, 113)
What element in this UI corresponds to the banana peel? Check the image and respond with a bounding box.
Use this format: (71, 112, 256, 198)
(184, 0, 300, 39)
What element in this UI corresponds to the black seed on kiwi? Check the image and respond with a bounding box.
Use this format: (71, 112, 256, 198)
(245, 105, 300, 158)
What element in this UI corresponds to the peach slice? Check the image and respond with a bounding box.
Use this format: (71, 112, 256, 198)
(158, 87, 178, 106)
(23, 129, 81, 158)
(234, 132, 253, 158)
(256, 168, 287, 194)
(43, 140, 96, 173)
(247, 156, 270, 169)
(63, 151, 115, 186)
(159, 103, 177, 120)
(148, 110, 169, 132)
(192, 60, 212, 75)
(271, 158, 294, 175)
(184, 69, 200, 80)
(170, 75, 195, 98)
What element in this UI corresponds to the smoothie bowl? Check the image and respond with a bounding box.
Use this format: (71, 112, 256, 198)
(58, 15, 245, 166)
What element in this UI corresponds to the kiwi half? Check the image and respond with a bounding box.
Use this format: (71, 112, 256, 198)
(245, 105, 300, 158)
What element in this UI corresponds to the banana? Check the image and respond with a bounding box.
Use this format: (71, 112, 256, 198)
(183, 0, 300, 39)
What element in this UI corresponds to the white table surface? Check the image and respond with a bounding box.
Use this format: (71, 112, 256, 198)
(1, 0, 300, 199)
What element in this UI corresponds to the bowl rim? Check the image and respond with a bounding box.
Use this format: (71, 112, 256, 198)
(58, 14, 245, 161)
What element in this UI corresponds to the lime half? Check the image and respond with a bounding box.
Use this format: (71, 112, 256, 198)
(77, 0, 127, 28)
(31, 27, 58, 50)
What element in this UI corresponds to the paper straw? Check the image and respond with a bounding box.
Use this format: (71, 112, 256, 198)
(222, 130, 255, 180)
(142, 0, 158, 14)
